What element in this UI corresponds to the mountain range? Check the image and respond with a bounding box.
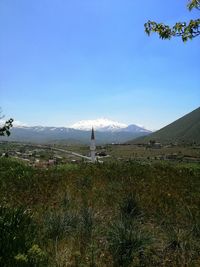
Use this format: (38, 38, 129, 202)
(131, 107, 200, 145)
(2, 118, 151, 144)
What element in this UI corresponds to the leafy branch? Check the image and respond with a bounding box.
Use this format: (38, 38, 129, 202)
(0, 118, 14, 136)
(144, 0, 200, 42)
(188, 0, 200, 11)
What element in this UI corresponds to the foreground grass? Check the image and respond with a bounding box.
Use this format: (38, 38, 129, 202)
(0, 158, 200, 266)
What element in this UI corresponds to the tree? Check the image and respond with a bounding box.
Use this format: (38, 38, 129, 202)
(144, 0, 200, 42)
(0, 109, 14, 136)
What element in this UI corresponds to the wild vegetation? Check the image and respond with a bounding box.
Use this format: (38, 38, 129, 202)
(0, 157, 200, 266)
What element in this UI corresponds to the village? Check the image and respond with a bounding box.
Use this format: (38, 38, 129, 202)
(0, 129, 109, 167)
(1, 138, 200, 169)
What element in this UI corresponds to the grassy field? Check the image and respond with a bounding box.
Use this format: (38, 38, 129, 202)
(0, 156, 200, 266)
(105, 144, 200, 159)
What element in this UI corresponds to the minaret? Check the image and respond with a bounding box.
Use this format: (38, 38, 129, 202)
(90, 127, 96, 163)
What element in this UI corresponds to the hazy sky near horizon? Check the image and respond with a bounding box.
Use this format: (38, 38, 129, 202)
(0, 0, 199, 130)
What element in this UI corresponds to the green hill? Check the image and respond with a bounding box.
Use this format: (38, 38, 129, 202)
(132, 107, 200, 144)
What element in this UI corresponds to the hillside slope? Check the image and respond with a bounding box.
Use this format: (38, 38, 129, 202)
(131, 107, 200, 144)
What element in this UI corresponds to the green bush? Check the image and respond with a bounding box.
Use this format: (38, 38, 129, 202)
(120, 194, 141, 221)
(107, 220, 151, 267)
(44, 209, 78, 242)
(0, 206, 46, 267)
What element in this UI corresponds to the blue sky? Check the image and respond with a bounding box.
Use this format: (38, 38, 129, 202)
(0, 0, 199, 130)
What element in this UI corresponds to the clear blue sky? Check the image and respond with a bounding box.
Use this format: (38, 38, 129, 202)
(0, 0, 199, 130)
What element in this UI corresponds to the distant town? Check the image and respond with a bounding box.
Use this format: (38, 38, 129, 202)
(1, 140, 200, 169)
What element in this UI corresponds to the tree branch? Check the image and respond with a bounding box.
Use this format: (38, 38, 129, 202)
(0, 118, 14, 136)
(144, 19, 200, 42)
(144, 1, 200, 42)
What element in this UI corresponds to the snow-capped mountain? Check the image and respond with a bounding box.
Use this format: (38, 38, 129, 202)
(70, 118, 151, 133)
(70, 118, 131, 132)
(2, 118, 152, 144)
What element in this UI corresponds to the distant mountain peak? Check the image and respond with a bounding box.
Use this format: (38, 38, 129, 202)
(70, 118, 128, 131)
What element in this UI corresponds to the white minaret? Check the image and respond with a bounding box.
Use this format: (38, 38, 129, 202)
(90, 127, 96, 163)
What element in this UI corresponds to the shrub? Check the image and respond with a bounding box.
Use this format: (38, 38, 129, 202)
(44, 210, 78, 242)
(27, 244, 47, 266)
(107, 220, 151, 267)
(0, 206, 44, 267)
(120, 194, 141, 221)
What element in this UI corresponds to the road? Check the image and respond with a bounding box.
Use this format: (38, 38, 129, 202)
(51, 147, 92, 161)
